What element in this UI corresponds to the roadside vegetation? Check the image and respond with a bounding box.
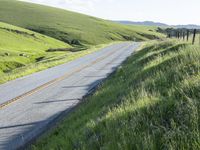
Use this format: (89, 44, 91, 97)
(33, 40, 200, 149)
(0, 0, 164, 46)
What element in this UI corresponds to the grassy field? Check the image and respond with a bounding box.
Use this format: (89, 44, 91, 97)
(33, 40, 200, 149)
(0, 21, 68, 78)
(0, 0, 164, 46)
(0, 21, 113, 84)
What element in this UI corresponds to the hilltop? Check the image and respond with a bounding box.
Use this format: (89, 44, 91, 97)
(0, 0, 163, 46)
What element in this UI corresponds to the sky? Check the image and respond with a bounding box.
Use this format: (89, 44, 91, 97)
(21, 0, 200, 25)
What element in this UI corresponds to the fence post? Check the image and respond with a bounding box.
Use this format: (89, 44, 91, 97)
(178, 32, 180, 39)
(199, 33, 200, 45)
(183, 32, 185, 41)
(187, 30, 189, 41)
(192, 29, 196, 45)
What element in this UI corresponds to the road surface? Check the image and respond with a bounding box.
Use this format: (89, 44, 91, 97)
(0, 42, 139, 150)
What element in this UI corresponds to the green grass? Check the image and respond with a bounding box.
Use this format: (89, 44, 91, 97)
(0, 21, 114, 84)
(0, 21, 69, 76)
(179, 33, 200, 45)
(0, 0, 164, 46)
(0, 21, 70, 51)
(33, 40, 200, 150)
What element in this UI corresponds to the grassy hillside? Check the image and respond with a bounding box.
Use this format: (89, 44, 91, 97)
(0, 0, 163, 45)
(0, 21, 111, 84)
(33, 40, 200, 149)
(0, 22, 70, 51)
(0, 21, 69, 73)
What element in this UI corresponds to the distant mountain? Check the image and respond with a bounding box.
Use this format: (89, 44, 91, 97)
(174, 24, 200, 29)
(116, 21, 200, 29)
(116, 21, 169, 27)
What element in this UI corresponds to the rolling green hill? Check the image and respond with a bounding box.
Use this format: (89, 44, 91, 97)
(0, 21, 70, 52)
(0, 0, 164, 45)
(0, 21, 110, 83)
(0, 0, 164, 84)
(0, 21, 69, 74)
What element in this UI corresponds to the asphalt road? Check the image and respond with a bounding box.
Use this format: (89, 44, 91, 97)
(0, 42, 139, 150)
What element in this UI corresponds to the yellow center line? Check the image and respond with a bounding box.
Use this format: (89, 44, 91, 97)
(0, 44, 131, 109)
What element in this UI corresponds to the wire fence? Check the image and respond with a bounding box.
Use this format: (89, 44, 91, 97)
(167, 29, 200, 45)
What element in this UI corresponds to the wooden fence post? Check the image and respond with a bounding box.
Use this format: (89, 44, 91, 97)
(199, 33, 200, 45)
(178, 32, 180, 39)
(180, 31, 182, 39)
(187, 30, 189, 41)
(192, 29, 196, 45)
(183, 32, 185, 41)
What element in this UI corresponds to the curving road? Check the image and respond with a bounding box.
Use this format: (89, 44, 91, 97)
(0, 42, 139, 150)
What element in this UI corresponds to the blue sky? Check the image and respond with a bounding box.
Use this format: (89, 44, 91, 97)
(21, 0, 200, 25)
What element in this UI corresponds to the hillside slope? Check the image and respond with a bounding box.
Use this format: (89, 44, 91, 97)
(0, 21, 70, 74)
(0, 0, 163, 45)
(0, 21, 108, 84)
(0, 22, 70, 52)
(34, 40, 200, 149)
